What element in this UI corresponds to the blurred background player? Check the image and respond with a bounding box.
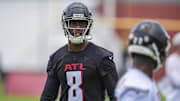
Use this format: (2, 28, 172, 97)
(164, 32, 180, 101)
(115, 20, 170, 101)
(0, 52, 3, 80)
(40, 2, 118, 101)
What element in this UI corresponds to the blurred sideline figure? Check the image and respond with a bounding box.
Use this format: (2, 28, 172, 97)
(40, 2, 118, 101)
(0, 52, 2, 80)
(0, 52, 5, 81)
(165, 32, 180, 101)
(115, 20, 170, 101)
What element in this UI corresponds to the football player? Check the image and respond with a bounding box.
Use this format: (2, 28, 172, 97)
(115, 20, 170, 101)
(165, 32, 180, 101)
(40, 2, 118, 101)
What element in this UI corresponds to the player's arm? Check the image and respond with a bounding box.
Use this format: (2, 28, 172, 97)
(99, 56, 118, 101)
(40, 57, 60, 101)
(40, 75, 60, 101)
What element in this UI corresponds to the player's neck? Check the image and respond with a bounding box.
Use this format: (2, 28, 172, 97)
(137, 65, 153, 78)
(175, 47, 180, 56)
(68, 41, 88, 52)
(133, 56, 155, 78)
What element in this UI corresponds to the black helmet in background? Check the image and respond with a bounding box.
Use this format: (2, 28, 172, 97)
(128, 20, 171, 70)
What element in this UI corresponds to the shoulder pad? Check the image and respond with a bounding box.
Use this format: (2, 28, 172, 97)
(48, 44, 67, 70)
(47, 44, 67, 76)
(90, 42, 113, 58)
(115, 85, 149, 100)
(124, 76, 150, 91)
(115, 76, 150, 98)
(50, 44, 67, 62)
(117, 71, 151, 93)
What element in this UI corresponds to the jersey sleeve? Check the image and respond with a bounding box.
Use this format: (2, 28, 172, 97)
(98, 56, 118, 101)
(40, 55, 60, 101)
(98, 55, 117, 77)
(40, 75, 60, 101)
(46, 55, 58, 77)
(115, 87, 149, 101)
(103, 71, 118, 101)
(46, 45, 66, 77)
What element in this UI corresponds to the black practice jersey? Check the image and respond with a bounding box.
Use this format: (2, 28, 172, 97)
(40, 42, 118, 101)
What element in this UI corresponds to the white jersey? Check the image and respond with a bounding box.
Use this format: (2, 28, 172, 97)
(165, 53, 180, 101)
(115, 67, 160, 101)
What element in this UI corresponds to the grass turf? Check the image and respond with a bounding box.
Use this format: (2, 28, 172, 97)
(0, 80, 109, 101)
(0, 79, 165, 101)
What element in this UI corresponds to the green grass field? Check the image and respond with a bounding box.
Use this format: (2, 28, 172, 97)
(0, 79, 109, 101)
(0, 79, 165, 101)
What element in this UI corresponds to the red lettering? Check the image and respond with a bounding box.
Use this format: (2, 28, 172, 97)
(64, 64, 72, 71)
(71, 63, 79, 70)
(79, 63, 86, 70)
(64, 63, 86, 71)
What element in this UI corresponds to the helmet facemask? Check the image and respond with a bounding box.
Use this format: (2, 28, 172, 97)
(62, 14, 93, 44)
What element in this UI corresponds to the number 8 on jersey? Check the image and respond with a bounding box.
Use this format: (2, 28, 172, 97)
(66, 71, 84, 101)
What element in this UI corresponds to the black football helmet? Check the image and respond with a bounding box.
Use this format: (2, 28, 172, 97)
(128, 20, 171, 70)
(62, 2, 93, 44)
